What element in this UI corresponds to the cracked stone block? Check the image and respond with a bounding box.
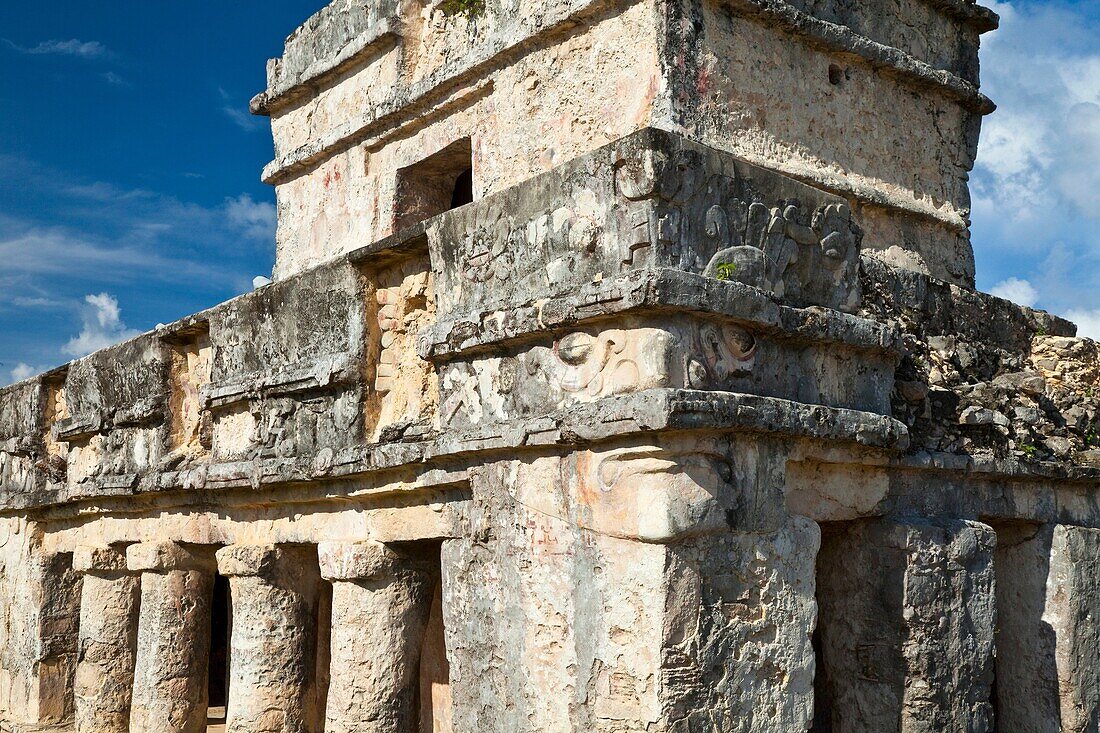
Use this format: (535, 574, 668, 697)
(127, 542, 216, 733)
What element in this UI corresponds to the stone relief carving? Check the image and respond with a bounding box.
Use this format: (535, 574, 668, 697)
(684, 323, 757, 390)
(439, 321, 758, 427)
(585, 445, 735, 541)
(613, 145, 862, 312)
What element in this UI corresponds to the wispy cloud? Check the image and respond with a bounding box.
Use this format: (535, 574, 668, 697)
(102, 71, 128, 87)
(1065, 309, 1100, 340)
(218, 87, 263, 132)
(62, 293, 142, 358)
(225, 194, 276, 242)
(4, 38, 112, 60)
(988, 277, 1039, 307)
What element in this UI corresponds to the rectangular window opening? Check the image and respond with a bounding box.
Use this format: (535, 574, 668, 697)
(394, 138, 474, 232)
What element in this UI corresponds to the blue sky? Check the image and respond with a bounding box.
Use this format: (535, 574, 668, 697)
(0, 2, 322, 383)
(1, 1, 1099, 385)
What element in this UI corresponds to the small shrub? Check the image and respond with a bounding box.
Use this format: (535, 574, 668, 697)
(715, 262, 738, 281)
(440, 0, 485, 17)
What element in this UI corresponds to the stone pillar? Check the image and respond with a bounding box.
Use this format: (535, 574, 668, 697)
(815, 518, 997, 733)
(216, 544, 322, 733)
(127, 541, 215, 733)
(72, 545, 139, 733)
(318, 541, 433, 733)
(995, 523, 1100, 732)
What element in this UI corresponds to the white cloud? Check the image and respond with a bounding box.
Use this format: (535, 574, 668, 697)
(972, 1, 1100, 324)
(989, 277, 1039, 307)
(9, 363, 35, 383)
(225, 194, 276, 242)
(62, 293, 142, 358)
(102, 71, 128, 87)
(6, 38, 111, 59)
(974, 2, 1100, 228)
(1066, 309, 1100, 340)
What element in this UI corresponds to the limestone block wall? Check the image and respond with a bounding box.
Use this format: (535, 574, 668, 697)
(254, 0, 997, 285)
(0, 126, 1097, 732)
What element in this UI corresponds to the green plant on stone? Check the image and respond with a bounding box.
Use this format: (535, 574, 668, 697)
(440, 0, 486, 17)
(715, 262, 738, 282)
(1021, 442, 1038, 458)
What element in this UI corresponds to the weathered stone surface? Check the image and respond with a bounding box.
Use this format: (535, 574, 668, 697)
(318, 541, 434, 733)
(217, 545, 323, 733)
(4, 1, 1100, 731)
(429, 129, 864, 316)
(72, 546, 138, 733)
(443, 455, 819, 732)
(995, 524, 1100, 732)
(254, 0, 996, 283)
(128, 542, 215, 733)
(815, 518, 996, 732)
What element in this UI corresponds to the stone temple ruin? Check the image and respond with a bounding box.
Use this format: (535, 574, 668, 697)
(2, 0, 1100, 730)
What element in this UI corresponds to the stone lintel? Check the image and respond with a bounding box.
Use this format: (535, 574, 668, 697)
(72, 545, 130, 574)
(215, 544, 283, 578)
(127, 541, 215, 573)
(318, 540, 400, 581)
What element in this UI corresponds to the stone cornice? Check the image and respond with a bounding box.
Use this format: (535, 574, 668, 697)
(718, 0, 995, 115)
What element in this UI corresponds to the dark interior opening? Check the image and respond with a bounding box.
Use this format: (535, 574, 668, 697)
(393, 138, 474, 231)
(402, 541, 450, 733)
(810, 622, 832, 732)
(208, 573, 231, 716)
(449, 167, 474, 209)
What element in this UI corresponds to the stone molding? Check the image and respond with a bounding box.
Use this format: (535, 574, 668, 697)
(215, 544, 284, 579)
(720, 0, 995, 114)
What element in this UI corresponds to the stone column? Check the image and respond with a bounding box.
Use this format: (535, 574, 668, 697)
(995, 523, 1100, 732)
(318, 541, 433, 733)
(72, 545, 140, 733)
(127, 541, 215, 733)
(815, 518, 997, 733)
(216, 544, 322, 733)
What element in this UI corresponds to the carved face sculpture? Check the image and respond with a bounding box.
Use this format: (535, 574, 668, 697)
(686, 324, 757, 389)
(554, 331, 640, 398)
(583, 447, 734, 541)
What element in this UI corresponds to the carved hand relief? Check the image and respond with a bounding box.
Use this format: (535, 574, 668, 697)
(578, 446, 734, 542)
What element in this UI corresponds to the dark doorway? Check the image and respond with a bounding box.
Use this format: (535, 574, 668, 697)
(449, 168, 474, 209)
(208, 574, 231, 718)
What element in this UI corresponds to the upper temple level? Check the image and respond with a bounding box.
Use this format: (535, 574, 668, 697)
(252, 0, 998, 285)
